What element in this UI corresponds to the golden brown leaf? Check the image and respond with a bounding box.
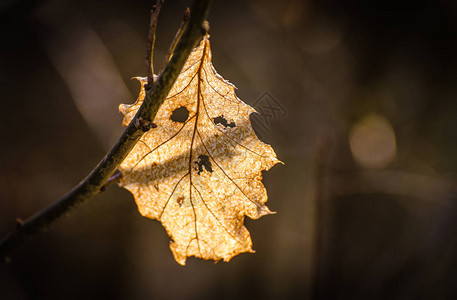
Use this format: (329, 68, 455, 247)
(118, 35, 280, 265)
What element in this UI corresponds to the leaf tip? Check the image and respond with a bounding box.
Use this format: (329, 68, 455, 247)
(257, 205, 275, 218)
(170, 242, 187, 266)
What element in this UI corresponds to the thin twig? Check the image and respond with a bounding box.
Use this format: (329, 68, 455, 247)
(100, 171, 123, 191)
(0, 0, 211, 263)
(160, 7, 190, 74)
(311, 136, 332, 299)
(146, 0, 163, 86)
(139, 0, 211, 123)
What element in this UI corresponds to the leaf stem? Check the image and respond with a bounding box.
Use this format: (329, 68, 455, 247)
(146, 0, 163, 86)
(0, 0, 211, 263)
(160, 7, 190, 74)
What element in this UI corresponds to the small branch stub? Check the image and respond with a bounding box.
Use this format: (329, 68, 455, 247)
(15, 218, 24, 228)
(135, 117, 157, 132)
(202, 20, 209, 34)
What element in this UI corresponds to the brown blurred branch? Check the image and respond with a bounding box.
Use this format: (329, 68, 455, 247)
(310, 136, 332, 299)
(0, 0, 211, 262)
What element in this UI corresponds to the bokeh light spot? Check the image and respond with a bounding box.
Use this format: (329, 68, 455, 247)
(349, 114, 397, 169)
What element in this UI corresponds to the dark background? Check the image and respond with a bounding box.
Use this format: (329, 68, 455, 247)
(1, 0, 457, 299)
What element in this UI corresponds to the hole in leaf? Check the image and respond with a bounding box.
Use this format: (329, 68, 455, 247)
(195, 154, 213, 174)
(170, 106, 189, 123)
(213, 116, 235, 128)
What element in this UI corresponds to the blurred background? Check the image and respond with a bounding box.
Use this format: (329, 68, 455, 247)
(1, 0, 457, 298)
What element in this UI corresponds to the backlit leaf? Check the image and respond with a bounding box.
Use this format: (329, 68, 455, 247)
(118, 35, 280, 265)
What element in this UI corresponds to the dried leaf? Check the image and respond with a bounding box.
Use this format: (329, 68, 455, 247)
(118, 35, 280, 265)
